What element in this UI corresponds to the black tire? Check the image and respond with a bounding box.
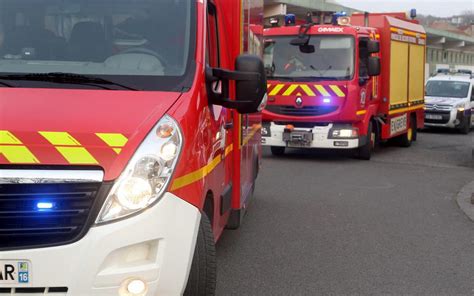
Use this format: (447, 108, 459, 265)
(271, 146, 285, 156)
(397, 116, 415, 148)
(184, 214, 216, 296)
(459, 115, 471, 134)
(355, 122, 374, 160)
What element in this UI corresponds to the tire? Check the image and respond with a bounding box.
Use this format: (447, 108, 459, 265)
(184, 214, 216, 296)
(398, 117, 415, 148)
(355, 122, 374, 160)
(271, 146, 285, 156)
(459, 115, 471, 134)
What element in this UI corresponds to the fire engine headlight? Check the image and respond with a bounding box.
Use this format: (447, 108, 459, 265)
(96, 115, 183, 224)
(331, 128, 358, 139)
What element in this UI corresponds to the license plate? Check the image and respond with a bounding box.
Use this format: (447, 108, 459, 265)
(0, 261, 31, 285)
(283, 131, 313, 147)
(390, 114, 407, 136)
(425, 114, 443, 120)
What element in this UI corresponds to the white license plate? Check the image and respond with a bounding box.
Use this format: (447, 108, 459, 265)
(425, 114, 443, 120)
(390, 114, 407, 136)
(0, 261, 31, 285)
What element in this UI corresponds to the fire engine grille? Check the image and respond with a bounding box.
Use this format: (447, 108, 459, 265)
(266, 105, 338, 117)
(0, 182, 103, 251)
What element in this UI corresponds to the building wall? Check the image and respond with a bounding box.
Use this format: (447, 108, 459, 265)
(426, 47, 474, 79)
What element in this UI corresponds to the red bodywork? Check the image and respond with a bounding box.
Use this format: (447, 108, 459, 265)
(0, 0, 264, 242)
(263, 13, 426, 139)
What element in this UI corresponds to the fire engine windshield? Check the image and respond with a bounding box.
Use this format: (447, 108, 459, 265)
(425, 81, 470, 99)
(0, 0, 195, 91)
(264, 36, 354, 81)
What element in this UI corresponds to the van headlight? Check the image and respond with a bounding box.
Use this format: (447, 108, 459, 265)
(455, 103, 466, 112)
(96, 115, 183, 224)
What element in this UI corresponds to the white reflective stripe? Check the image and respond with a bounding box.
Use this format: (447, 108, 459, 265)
(0, 170, 104, 184)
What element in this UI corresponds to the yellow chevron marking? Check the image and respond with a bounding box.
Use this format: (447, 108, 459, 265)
(300, 85, 316, 96)
(113, 148, 122, 154)
(269, 84, 285, 96)
(0, 146, 39, 164)
(96, 133, 128, 147)
(0, 130, 22, 144)
(315, 85, 330, 96)
(39, 132, 81, 146)
(329, 85, 345, 97)
(283, 84, 299, 96)
(56, 147, 98, 164)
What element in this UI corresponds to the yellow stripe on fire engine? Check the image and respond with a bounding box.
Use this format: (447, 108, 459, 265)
(300, 84, 316, 96)
(0, 130, 23, 144)
(269, 84, 285, 96)
(55, 147, 98, 164)
(0, 145, 39, 164)
(315, 85, 330, 97)
(39, 131, 98, 164)
(282, 84, 299, 96)
(329, 85, 345, 98)
(171, 155, 222, 191)
(39, 131, 81, 146)
(96, 133, 128, 154)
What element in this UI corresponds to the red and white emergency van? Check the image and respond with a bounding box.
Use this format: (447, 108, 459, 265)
(262, 12, 426, 159)
(0, 0, 265, 295)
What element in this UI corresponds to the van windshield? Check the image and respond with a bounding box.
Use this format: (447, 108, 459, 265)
(0, 0, 195, 91)
(425, 81, 470, 98)
(264, 35, 354, 81)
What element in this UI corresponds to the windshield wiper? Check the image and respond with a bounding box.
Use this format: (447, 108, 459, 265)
(0, 80, 15, 88)
(0, 73, 138, 91)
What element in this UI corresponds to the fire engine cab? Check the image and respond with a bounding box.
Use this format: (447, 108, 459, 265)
(263, 11, 426, 159)
(0, 0, 265, 295)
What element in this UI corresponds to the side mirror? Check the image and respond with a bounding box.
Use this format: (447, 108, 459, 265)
(368, 56, 381, 77)
(235, 55, 267, 113)
(299, 44, 315, 54)
(206, 54, 267, 114)
(367, 40, 380, 54)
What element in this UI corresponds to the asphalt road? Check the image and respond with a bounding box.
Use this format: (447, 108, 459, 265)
(216, 129, 474, 295)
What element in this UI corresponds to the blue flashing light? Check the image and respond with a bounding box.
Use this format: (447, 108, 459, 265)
(285, 14, 296, 26)
(36, 202, 54, 210)
(323, 98, 331, 103)
(332, 11, 347, 25)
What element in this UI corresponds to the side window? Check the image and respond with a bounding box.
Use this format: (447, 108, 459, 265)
(359, 38, 370, 78)
(207, 3, 220, 68)
(471, 86, 474, 102)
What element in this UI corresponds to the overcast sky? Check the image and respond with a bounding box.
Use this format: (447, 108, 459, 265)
(334, 0, 473, 17)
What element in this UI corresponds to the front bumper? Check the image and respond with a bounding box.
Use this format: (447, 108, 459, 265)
(424, 109, 467, 128)
(261, 122, 360, 149)
(0, 192, 201, 296)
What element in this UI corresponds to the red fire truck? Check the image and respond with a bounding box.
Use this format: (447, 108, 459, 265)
(0, 0, 265, 295)
(263, 12, 426, 159)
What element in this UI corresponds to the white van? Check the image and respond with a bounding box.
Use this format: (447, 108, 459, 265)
(424, 70, 474, 134)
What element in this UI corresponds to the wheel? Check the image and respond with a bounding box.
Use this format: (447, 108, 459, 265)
(355, 121, 374, 160)
(270, 146, 285, 156)
(398, 117, 415, 148)
(184, 214, 216, 296)
(459, 115, 471, 134)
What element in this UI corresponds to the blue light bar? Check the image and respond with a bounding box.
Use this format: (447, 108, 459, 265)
(37, 202, 54, 210)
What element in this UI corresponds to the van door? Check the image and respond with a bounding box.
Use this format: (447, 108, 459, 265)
(470, 85, 474, 125)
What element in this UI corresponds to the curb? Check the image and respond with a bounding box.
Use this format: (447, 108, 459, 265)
(456, 180, 474, 221)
